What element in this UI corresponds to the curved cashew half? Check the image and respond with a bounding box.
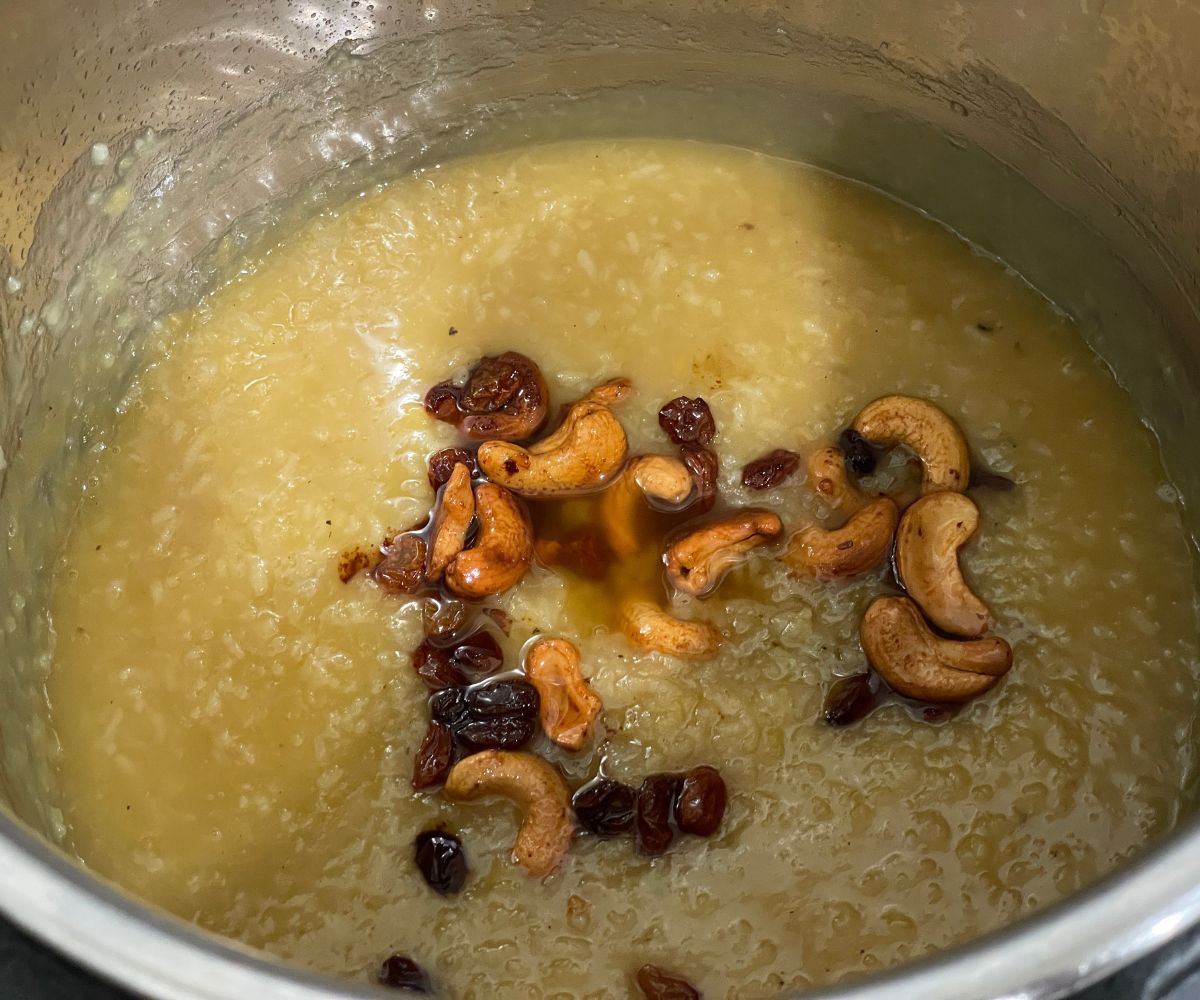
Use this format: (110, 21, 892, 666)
(895, 492, 992, 638)
(580, 377, 633, 407)
(620, 599, 722, 660)
(807, 446, 870, 513)
(852, 395, 970, 495)
(665, 509, 783, 597)
(525, 638, 603, 751)
(599, 454, 694, 558)
(442, 750, 574, 877)
(477, 395, 629, 498)
(783, 498, 899, 579)
(860, 596, 1012, 703)
(426, 462, 475, 581)
(445, 483, 533, 599)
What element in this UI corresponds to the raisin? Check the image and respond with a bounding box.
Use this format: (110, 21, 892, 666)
(458, 713, 537, 751)
(412, 643, 468, 691)
(675, 766, 726, 837)
(741, 448, 800, 490)
(636, 964, 700, 1000)
(636, 773, 680, 855)
(429, 687, 471, 729)
(412, 721, 454, 789)
(680, 445, 719, 514)
(414, 830, 468, 895)
(464, 678, 539, 717)
(838, 427, 878, 476)
(428, 448, 476, 489)
(422, 598, 472, 644)
(425, 353, 548, 440)
(449, 630, 504, 677)
(377, 954, 430, 992)
(823, 672, 879, 726)
(483, 607, 513, 635)
(374, 535, 427, 594)
(573, 777, 637, 836)
(658, 396, 716, 446)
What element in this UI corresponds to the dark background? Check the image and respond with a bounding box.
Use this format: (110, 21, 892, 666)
(3, 917, 1200, 999)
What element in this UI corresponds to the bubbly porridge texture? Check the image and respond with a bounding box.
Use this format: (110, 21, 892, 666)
(45, 139, 1200, 996)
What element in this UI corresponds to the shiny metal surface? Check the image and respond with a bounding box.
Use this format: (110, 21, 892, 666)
(1, 2, 1198, 998)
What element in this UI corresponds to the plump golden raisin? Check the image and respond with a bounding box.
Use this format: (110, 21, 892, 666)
(424, 352, 549, 440)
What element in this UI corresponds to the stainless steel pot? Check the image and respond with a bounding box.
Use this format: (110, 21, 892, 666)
(1, 2, 1198, 998)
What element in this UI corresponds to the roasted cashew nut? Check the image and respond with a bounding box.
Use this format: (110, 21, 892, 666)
(599, 453, 694, 558)
(852, 395, 970, 495)
(620, 599, 722, 660)
(442, 750, 574, 877)
(895, 492, 992, 638)
(477, 388, 629, 497)
(579, 377, 633, 408)
(782, 498, 899, 579)
(525, 638, 603, 751)
(426, 462, 475, 581)
(444, 483, 533, 598)
(860, 596, 1012, 703)
(665, 509, 784, 597)
(807, 446, 870, 513)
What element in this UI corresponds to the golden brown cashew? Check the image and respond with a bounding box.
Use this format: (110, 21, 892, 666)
(444, 483, 533, 598)
(599, 454, 695, 558)
(426, 463, 475, 581)
(525, 638, 603, 751)
(665, 509, 784, 597)
(442, 750, 574, 877)
(477, 392, 629, 497)
(895, 492, 992, 638)
(852, 395, 971, 495)
(860, 596, 1012, 703)
(782, 498, 899, 579)
(807, 446, 870, 513)
(580, 377, 633, 407)
(620, 599, 722, 660)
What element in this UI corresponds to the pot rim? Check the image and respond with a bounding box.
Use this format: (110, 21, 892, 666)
(0, 808, 1197, 999)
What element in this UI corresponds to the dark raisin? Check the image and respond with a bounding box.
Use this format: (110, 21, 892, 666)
(680, 445, 719, 514)
(423, 383, 461, 423)
(429, 687, 470, 729)
(464, 678, 539, 717)
(458, 713, 537, 751)
(428, 448, 476, 489)
(658, 396, 716, 446)
(823, 672, 879, 726)
(636, 773, 680, 855)
(378, 954, 430, 992)
(969, 466, 1017, 491)
(449, 630, 504, 677)
(675, 766, 727, 837)
(412, 643, 468, 691)
(414, 830, 468, 895)
(374, 535, 427, 594)
(838, 427, 878, 476)
(741, 448, 801, 490)
(636, 964, 700, 1000)
(460, 355, 525, 413)
(573, 777, 637, 836)
(412, 722, 454, 789)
